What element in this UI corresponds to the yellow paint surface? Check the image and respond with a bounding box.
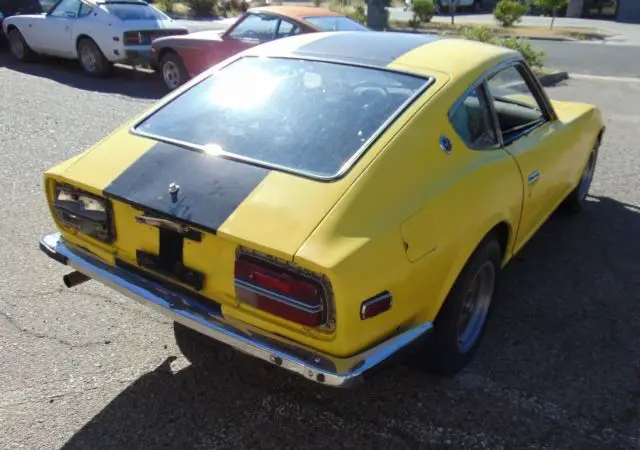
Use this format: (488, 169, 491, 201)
(41, 36, 605, 358)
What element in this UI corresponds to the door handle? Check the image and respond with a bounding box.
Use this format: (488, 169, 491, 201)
(528, 170, 541, 185)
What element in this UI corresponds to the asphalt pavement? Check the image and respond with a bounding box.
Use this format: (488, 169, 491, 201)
(1, 50, 640, 449)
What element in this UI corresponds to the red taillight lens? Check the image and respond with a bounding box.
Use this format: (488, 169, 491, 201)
(234, 253, 328, 327)
(123, 31, 142, 45)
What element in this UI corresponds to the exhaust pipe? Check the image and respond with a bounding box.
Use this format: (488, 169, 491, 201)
(63, 270, 91, 288)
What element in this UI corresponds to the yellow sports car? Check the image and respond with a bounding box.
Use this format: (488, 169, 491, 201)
(39, 31, 605, 387)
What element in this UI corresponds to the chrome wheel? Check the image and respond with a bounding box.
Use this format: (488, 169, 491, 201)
(457, 260, 495, 353)
(162, 60, 182, 89)
(9, 32, 24, 60)
(577, 151, 596, 201)
(80, 45, 97, 73)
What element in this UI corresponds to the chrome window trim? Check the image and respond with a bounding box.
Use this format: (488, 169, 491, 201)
(448, 56, 558, 151)
(129, 54, 435, 183)
(447, 81, 502, 151)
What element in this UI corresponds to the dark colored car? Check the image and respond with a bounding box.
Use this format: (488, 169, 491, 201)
(0, 0, 42, 39)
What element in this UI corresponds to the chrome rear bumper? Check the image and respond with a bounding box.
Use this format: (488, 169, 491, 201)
(39, 232, 432, 387)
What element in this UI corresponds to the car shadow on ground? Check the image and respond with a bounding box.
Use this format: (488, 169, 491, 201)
(59, 194, 640, 449)
(0, 49, 165, 100)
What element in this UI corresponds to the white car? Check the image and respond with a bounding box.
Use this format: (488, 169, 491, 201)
(2, 0, 189, 76)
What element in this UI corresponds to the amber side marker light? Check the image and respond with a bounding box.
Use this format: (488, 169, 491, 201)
(360, 292, 392, 320)
(234, 252, 330, 328)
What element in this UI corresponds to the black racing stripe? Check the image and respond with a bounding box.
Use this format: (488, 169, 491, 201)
(291, 31, 441, 68)
(103, 142, 269, 234)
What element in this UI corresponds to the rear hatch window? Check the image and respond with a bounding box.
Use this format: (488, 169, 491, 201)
(133, 56, 429, 179)
(102, 1, 169, 20)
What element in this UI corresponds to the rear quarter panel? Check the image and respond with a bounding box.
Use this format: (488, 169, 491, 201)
(71, 12, 116, 59)
(293, 67, 524, 356)
(547, 98, 605, 193)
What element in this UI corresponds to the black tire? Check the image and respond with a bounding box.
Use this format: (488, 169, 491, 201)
(158, 51, 190, 91)
(564, 144, 599, 213)
(419, 235, 502, 376)
(76, 37, 111, 77)
(7, 28, 36, 62)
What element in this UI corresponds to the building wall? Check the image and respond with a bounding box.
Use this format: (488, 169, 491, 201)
(617, 0, 640, 23)
(566, 0, 584, 17)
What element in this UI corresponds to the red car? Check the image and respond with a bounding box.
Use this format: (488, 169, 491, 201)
(0, 0, 43, 40)
(150, 5, 369, 91)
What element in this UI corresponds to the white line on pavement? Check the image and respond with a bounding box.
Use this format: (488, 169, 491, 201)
(569, 73, 640, 83)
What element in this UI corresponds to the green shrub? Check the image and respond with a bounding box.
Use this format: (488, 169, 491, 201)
(499, 36, 546, 67)
(412, 0, 435, 23)
(459, 25, 494, 42)
(313, 0, 322, 6)
(408, 16, 422, 30)
(351, 3, 366, 24)
(155, 0, 176, 13)
(493, 0, 528, 27)
(532, 0, 568, 28)
(457, 25, 546, 68)
(187, 0, 217, 16)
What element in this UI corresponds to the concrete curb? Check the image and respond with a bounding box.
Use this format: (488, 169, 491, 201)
(510, 35, 576, 42)
(536, 70, 570, 87)
(390, 27, 602, 42)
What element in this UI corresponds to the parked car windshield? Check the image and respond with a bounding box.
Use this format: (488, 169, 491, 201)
(134, 56, 428, 179)
(303, 15, 369, 31)
(103, 2, 168, 20)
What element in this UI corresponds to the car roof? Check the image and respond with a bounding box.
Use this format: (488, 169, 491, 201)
(249, 5, 344, 19)
(240, 31, 521, 79)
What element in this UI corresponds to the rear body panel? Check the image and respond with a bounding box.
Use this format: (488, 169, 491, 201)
(41, 32, 604, 366)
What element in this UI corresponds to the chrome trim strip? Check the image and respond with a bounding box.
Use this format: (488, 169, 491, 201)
(235, 246, 334, 329)
(234, 279, 323, 314)
(39, 232, 433, 387)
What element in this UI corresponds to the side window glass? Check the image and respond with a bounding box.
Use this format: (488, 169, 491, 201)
(449, 85, 498, 149)
(228, 13, 278, 41)
(78, 2, 93, 17)
(276, 19, 300, 38)
(49, 0, 81, 17)
(486, 64, 547, 144)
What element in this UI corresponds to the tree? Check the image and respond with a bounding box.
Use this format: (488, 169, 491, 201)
(533, 0, 568, 29)
(447, 0, 460, 25)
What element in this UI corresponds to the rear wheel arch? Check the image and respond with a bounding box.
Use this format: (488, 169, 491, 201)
(157, 46, 176, 63)
(488, 221, 511, 265)
(596, 126, 605, 146)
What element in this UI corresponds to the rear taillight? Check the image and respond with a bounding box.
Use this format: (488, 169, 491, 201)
(51, 183, 115, 243)
(234, 251, 330, 328)
(123, 31, 142, 45)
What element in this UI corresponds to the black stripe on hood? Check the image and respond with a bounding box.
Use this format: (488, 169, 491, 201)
(103, 142, 269, 234)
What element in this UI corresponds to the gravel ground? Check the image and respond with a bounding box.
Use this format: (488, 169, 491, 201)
(1, 51, 639, 450)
